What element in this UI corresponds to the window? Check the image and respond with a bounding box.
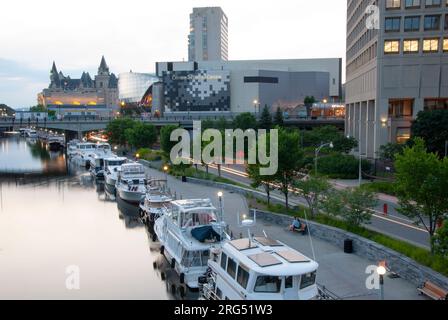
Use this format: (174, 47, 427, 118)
(384, 40, 400, 54)
(424, 15, 440, 30)
(424, 98, 448, 110)
(403, 39, 419, 53)
(386, 0, 401, 8)
(404, 16, 420, 31)
(444, 39, 448, 52)
(425, 0, 441, 6)
(423, 38, 439, 52)
(300, 272, 317, 290)
(385, 17, 401, 32)
(285, 276, 294, 289)
(244, 76, 279, 84)
(236, 265, 250, 289)
(254, 276, 281, 293)
(220, 253, 227, 270)
(405, 0, 421, 7)
(226, 258, 237, 279)
(445, 15, 448, 30)
(388, 99, 414, 117)
(396, 128, 411, 144)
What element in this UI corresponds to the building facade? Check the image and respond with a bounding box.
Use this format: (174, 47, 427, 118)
(345, 0, 448, 159)
(155, 59, 342, 115)
(188, 7, 229, 61)
(39, 56, 119, 118)
(118, 72, 159, 104)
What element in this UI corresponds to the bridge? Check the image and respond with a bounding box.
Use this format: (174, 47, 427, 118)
(0, 116, 344, 138)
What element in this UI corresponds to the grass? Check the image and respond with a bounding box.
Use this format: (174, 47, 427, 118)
(249, 197, 448, 277)
(361, 181, 398, 197)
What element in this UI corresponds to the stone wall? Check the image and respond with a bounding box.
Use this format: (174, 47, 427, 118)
(185, 176, 448, 291)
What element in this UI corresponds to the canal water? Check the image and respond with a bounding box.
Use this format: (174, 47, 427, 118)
(0, 134, 190, 299)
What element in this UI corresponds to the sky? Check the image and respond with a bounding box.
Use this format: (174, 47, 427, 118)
(0, 0, 347, 108)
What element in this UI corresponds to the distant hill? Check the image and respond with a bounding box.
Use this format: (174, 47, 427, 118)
(0, 104, 15, 116)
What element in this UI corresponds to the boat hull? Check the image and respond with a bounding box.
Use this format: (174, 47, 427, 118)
(117, 188, 145, 203)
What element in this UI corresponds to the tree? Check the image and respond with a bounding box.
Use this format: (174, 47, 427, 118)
(106, 118, 136, 146)
(303, 125, 358, 153)
(378, 143, 407, 161)
(246, 132, 276, 204)
(30, 104, 46, 112)
(322, 188, 377, 227)
(233, 113, 257, 131)
(293, 176, 331, 216)
(274, 129, 304, 208)
(394, 138, 448, 252)
(274, 107, 284, 127)
(433, 221, 448, 258)
(160, 125, 180, 157)
(125, 122, 157, 149)
(304, 96, 316, 117)
(258, 105, 272, 130)
(412, 110, 448, 158)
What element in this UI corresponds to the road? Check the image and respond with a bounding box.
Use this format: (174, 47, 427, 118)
(199, 163, 431, 249)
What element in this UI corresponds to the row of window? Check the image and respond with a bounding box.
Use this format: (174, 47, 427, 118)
(384, 37, 448, 53)
(387, 0, 448, 9)
(385, 15, 448, 32)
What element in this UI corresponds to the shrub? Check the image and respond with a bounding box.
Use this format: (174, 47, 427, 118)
(361, 181, 397, 196)
(136, 148, 163, 162)
(316, 154, 371, 179)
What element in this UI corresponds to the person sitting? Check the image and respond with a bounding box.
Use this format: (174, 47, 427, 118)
(289, 217, 302, 232)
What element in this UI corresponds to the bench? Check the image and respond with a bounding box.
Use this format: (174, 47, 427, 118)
(417, 281, 448, 300)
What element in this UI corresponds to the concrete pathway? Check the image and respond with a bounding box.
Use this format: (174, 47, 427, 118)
(144, 166, 426, 300)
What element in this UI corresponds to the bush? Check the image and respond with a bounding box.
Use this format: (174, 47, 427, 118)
(361, 181, 397, 196)
(316, 154, 371, 179)
(136, 148, 163, 162)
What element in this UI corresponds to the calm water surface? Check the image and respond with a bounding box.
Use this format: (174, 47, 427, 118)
(0, 135, 187, 299)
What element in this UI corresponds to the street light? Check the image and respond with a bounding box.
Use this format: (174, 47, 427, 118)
(163, 165, 169, 186)
(253, 99, 259, 116)
(377, 264, 387, 300)
(217, 191, 224, 238)
(315, 142, 334, 175)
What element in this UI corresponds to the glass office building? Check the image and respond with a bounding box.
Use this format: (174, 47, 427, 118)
(118, 72, 159, 104)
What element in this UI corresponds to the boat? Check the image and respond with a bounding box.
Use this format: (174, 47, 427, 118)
(25, 129, 38, 138)
(66, 139, 80, 157)
(89, 153, 107, 178)
(139, 181, 173, 225)
(115, 163, 148, 203)
(47, 136, 65, 151)
(153, 199, 226, 289)
(95, 143, 113, 156)
(19, 128, 28, 136)
(199, 236, 319, 300)
(71, 142, 98, 167)
(104, 156, 128, 187)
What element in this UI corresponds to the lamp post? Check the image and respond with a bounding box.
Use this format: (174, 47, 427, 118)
(377, 265, 386, 300)
(163, 165, 169, 186)
(253, 99, 259, 117)
(217, 191, 224, 238)
(315, 142, 334, 175)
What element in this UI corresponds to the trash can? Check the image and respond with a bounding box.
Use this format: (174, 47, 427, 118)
(182, 176, 187, 183)
(344, 239, 353, 254)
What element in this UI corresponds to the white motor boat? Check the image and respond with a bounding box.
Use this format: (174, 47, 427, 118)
(47, 136, 65, 151)
(139, 183, 173, 225)
(199, 237, 319, 300)
(95, 143, 114, 156)
(89, 154, 106, 178)
(25, 129, 38, 138)
(154, 199, 226, 289)
(66, 139, 80, 157)
(115, 163, 148, 203)
(104, 157, 127, 187)
(72, 142, 97, 167)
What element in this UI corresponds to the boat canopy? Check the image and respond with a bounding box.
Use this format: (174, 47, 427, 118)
(191, 226, 222, 243)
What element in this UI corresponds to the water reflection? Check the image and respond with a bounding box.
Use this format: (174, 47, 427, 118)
(0, 136, 182, 300)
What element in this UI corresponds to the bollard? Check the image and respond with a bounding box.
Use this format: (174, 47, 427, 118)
(383, 203, 388, 216)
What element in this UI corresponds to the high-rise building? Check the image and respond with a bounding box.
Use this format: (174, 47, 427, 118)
(345, 0, 448, 159)
(188, 7, 228, 61)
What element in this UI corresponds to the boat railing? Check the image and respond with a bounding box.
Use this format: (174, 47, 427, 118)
(317, 284, 341, 300)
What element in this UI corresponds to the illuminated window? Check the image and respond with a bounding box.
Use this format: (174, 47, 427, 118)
(423, 38, 439, 52)
(403, 39, 419, 53)
(386, 0, 401, 8)
(396, 128, 411, 144)
(384, 40, 400, 54)
(444, 39, 448, 52)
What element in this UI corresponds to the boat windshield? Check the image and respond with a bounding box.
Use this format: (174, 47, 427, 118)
(107, 160, 125, 166)
(180, 210, 217, 228)
(181, 250, 210, 268)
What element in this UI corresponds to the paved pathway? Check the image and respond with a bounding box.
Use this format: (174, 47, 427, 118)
(144, 166, 426, 300)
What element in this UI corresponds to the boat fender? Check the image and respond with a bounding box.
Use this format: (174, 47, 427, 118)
(161, 272, 166, 281)
(180, 273, 185, 284)
(160, 246, 165, 255)
(171, 284, 176, 295)
(153, 261, 157, 269)
(179, 286, 186, 298)
(152, 233, 157, 242)
(171, 258, 176, 269)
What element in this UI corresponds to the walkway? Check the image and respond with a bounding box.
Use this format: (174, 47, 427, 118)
(143, 165, 426, 300)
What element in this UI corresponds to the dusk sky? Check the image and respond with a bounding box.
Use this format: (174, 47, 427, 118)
(0, 0, 346, 108)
